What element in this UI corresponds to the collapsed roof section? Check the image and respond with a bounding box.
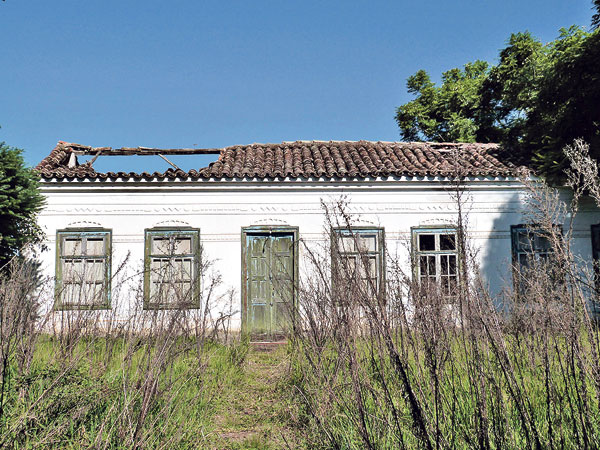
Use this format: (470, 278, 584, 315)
(36, 140, 526, 181)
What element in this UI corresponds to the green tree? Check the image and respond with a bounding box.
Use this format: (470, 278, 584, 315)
(395, 25, 600, 183)
(395, 61, 494, 143)
(525, 28, 600, 181)
(0, 143, 45, 266)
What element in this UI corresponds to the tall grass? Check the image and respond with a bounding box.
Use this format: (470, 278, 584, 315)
(1, 335, 249, 448)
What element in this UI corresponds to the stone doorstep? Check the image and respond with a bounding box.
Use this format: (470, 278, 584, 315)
(250, 340, 288, 351)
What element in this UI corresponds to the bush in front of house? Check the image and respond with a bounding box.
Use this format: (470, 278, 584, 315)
(0, 142, 45, 268)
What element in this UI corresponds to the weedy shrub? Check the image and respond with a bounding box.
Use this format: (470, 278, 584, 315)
(290, 141, 600, 450)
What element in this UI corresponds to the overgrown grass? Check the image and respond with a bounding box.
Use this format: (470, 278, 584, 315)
(6, 331, 599, 449)
(289, 330, 600, 449)
(0, 336, 310, 449)
(1, 337, 258, 448)
(206, 345, 304, 449)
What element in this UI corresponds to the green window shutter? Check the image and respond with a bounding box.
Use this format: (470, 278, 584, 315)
(591, 224, 600, 290)
(55, 228, 112, 310)
(510, 224, 563, 294)
(591, 224, 600, 262)
(143, 227, 201, 310)
(331, 227, 385, 301)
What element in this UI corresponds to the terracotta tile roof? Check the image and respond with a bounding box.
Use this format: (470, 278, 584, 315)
(36, 140, 526, 181)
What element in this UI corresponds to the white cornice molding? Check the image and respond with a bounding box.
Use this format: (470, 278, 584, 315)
(40, 179, 527, 194)
(40, 174, 526, 185)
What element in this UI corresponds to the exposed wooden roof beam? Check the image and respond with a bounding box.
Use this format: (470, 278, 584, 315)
(71, 146, 222, 156)
(158, 153, 182, 171)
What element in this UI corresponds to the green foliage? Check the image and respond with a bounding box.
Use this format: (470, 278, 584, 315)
(8, 364, 109, 444)
(526, 28, 600, 182)
(395, 25, 600, 183)
(396, 61, 492, 143)
(0, 142, 45, 266)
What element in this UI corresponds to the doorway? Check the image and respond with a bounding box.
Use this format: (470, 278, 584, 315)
(242, 226, 298, 341)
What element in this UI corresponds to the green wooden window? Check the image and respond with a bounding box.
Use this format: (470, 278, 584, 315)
(412, 227, 459, 299)
(592, 224, 600, 288)
(55, 229, 111, 310)
(144, 228, 200, 309)
(332, 228, 385, 296)
(510, 224, 562, 291)
(511, 225, 555, 265)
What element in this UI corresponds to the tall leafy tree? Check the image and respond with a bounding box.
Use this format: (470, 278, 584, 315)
(0, 143, 45, 267)
(395, 23, 600, 183)
(395, 32, 547, 146)
(480, 32, 547, 145)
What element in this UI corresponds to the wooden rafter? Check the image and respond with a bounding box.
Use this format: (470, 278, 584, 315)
(70, 146, 222, 156)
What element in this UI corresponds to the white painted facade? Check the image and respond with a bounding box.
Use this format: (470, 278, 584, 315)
(37, 176, 600, 330)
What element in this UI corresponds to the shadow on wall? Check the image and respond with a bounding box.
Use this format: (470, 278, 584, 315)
(477, 192, 520, 311)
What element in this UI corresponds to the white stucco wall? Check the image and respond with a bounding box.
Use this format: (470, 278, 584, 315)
(36, 177, 600, 330)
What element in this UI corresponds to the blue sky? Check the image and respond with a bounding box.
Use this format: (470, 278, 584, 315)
(0, 0, 594, 172)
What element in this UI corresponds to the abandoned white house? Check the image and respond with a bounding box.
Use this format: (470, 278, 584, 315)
(35, 140, 600, 338)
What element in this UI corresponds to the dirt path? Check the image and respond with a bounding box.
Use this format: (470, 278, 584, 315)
(207, 344, 302, 449)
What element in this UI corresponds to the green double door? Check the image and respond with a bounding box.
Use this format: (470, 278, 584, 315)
(244, 231, 295, 340)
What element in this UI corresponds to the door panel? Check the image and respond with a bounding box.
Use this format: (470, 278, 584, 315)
(248, 235, 271, 336)
(271, 235, 294, 336)
(245, 232, 295, 340)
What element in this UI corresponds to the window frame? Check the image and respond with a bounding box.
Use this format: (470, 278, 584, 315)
(55, 228, 112, 311)
(411, 225, 461, 301)
(143, 227, 201, 310)
(331, 226, 386, 298)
